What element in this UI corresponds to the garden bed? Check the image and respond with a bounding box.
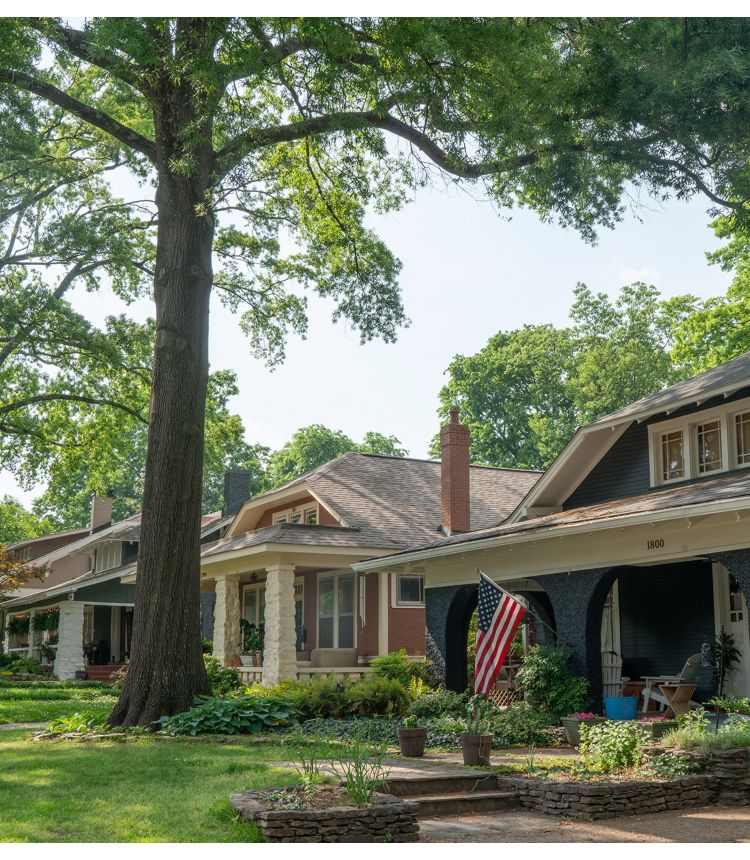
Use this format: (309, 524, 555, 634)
(230, 786, 419, 842)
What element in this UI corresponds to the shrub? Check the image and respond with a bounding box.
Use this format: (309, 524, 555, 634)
(515, 645, 588, 721)
(158, 695, 294, 735)
(204, 655, 242, 697)
(297, 716, 400, 746)
(579, 720, 648, 772)
(369, 650, 426, 685)
(408, 688, 466, 720)
(48, 712, 108, 734)
(0, 653, 44, 675)
(664, 709, 750, 751)
(248, 673, 409, 720)
(491, 703, 556, 748)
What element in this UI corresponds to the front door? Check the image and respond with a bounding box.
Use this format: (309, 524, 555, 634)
(713, 564, 750, 697)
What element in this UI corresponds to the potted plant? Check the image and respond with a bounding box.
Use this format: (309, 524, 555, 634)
(240, 620, 264, 666)
(637, 714, 678, 740)
(397, 715, 427, 757)
(460, 694, 494, 766)
(560, 711, 605, 746)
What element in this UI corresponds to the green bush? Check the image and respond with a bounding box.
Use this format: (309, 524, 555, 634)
(491, 703, 556, 747)
(157, 695, 294, 735)
(297, 715, 400, 745)
(249, 673, 410, 720)
(0, 653, 44, 675)
(579, 720, 648, 772)
(515, 645, 588, 721)
(369, 650, 426, 685)
(664, 708, 750, 751)
(408, 688, 466, 720)
(203, 655, 242, 697)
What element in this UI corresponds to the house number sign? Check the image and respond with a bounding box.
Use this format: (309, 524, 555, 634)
(646, 538, 665, 551)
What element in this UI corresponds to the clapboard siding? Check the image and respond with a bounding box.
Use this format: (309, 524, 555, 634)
(618, 561, 714, 699)
(565, 385, 750, 509)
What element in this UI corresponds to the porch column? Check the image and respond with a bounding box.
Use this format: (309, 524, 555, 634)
(715, 550, 750, 604)
(28, 609, 40, 660)
(212, 574, 241, 665)
(262, 563, 297, 685)
(53, 600, 85, 681)
(425, 583, 477, 691)
(540, 568, 617, 708)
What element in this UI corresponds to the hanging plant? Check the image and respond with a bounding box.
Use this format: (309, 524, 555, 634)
(6, 615, 30, 636)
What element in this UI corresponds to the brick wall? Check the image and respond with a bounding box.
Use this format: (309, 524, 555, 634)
(388, 575, 425, 656)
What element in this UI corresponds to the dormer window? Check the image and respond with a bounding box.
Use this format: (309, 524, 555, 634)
(272, 505, 319, 525)
(696, 419, 723, 474)
(660, 429, 685, 482)
(95, 541, 121, 572)
(736, 412, 750, 465)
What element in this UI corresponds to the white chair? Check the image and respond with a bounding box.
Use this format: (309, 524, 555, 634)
(641, 653, 702, 713)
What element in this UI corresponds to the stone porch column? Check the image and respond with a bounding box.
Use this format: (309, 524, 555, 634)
(212, 574, 241, 665)
(53, 601, 85, 680)
(28, 609, 40, 660)
(262, 563, 297, 685)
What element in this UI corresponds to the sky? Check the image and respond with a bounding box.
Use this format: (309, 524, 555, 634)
(0, 180, 733, 507)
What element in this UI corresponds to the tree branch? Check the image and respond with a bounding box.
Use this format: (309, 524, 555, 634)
(0, 69, 155, 161)
(0, 393, 147, 423)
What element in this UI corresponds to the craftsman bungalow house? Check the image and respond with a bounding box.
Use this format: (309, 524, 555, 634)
(2, 496, 232, 680)
(356, 352, 750, 707)
(196, 415, 540, 685)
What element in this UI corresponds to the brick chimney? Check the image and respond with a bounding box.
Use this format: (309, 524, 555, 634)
(89, 491, 114, 532)
(223, 469, 253, 516)
(440, 410, 471, 534)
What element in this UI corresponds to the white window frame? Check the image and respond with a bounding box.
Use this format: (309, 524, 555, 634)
(646, 397, 750, 487)
(242, 583, 266, 626)
(393, 573, 426, 608)
(95, 541, 122, 572)
(272, 503, 319, 525)
(316, 571, 356, 649)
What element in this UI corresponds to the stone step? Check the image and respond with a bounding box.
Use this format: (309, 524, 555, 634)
(386, 771, 497, 797)
(409, 790, 519, 818)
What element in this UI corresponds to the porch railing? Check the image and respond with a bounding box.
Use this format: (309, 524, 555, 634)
(237, 665, 372, 684)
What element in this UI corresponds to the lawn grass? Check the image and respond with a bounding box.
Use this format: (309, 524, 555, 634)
(0, 730, 341, 841)
(0, 682, 118, 724)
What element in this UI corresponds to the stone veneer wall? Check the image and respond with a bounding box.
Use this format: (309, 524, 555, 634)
(496, 748, 750, 821)
(230, 790, 419, 842)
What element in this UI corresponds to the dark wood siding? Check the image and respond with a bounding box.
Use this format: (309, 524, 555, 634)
(617, 561, 714, 700)
(564, 385, 750, 509)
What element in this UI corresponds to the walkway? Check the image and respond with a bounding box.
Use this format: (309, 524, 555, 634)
(0, 722, 46, 731)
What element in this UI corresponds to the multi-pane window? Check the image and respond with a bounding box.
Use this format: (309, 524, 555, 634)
(696, 420, 723, 474)
(318, 573, 355, 648)
(660, 430, 685, 481)
(396, 574, 426, 606)
(272, 506, 318, 525)
(736, 412, 750, 465)
(95, 542, 122, 572)
(242, 586, 266, 626)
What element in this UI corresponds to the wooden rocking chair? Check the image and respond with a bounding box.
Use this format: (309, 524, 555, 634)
(641, 653, 702, 713)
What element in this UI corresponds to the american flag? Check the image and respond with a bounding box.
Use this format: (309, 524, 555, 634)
(475, 572, 526, 698)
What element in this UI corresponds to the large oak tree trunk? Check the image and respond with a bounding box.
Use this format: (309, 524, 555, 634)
(110, 92, 215, 726)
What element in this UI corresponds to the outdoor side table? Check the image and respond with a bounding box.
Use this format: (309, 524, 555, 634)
(658, 683, 697, 718)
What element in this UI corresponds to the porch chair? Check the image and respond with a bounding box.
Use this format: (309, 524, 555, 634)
(640, 653, 702, 713)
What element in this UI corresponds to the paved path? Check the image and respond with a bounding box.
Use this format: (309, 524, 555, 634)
(420, 806, 750, 842)
(0, 722, 45, 731)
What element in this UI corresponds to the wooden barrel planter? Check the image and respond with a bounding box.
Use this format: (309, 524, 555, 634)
(397, 727, 427, 757)
(460, 732, 492, 766)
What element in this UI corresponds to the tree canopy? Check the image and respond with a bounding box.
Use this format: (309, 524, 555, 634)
(4, 17, 750, 724)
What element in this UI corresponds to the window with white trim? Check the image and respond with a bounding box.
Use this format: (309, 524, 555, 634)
(272, 504, 319, 525)
(318, 572, 355, 649)
(242, 584, 266, 626)
(95, 541, 122, 572)
(395, 573, 425, 607)
(649, 396, 750, 487)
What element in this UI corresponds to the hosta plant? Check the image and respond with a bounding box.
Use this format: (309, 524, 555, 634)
(157, 695, 294, 736)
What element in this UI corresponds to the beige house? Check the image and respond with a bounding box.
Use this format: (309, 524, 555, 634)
(198, 416, 541, 686)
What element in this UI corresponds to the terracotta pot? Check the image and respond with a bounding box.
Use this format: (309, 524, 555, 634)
(397, 727, 426, 757)
(460, 732, 492, 766)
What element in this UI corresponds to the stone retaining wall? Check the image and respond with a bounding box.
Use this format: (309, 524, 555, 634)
(230, 789, 419, 842)
(496, 748, 750, 821)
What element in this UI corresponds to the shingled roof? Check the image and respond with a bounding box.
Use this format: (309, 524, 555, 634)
(203, 453, 541, 558)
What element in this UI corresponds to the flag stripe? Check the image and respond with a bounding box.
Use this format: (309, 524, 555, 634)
(474, 572, 526, 698)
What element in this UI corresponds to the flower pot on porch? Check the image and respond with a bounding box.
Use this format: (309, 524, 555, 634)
(397, 726, 426, 757)
(560, 716, 605, 746)
(460, 732, 492, 766)
(604, 696, 638, 721)
(239, 655, 253, 667)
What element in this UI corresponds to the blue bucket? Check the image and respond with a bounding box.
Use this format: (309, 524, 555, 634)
(604, 696, 638, 721)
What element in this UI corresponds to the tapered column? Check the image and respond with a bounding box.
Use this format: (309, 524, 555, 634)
(53, 601, 85, 681)
(262, 564, 297, 685)
(212, 574, 241, 665)
(28, 609, 40, 660)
